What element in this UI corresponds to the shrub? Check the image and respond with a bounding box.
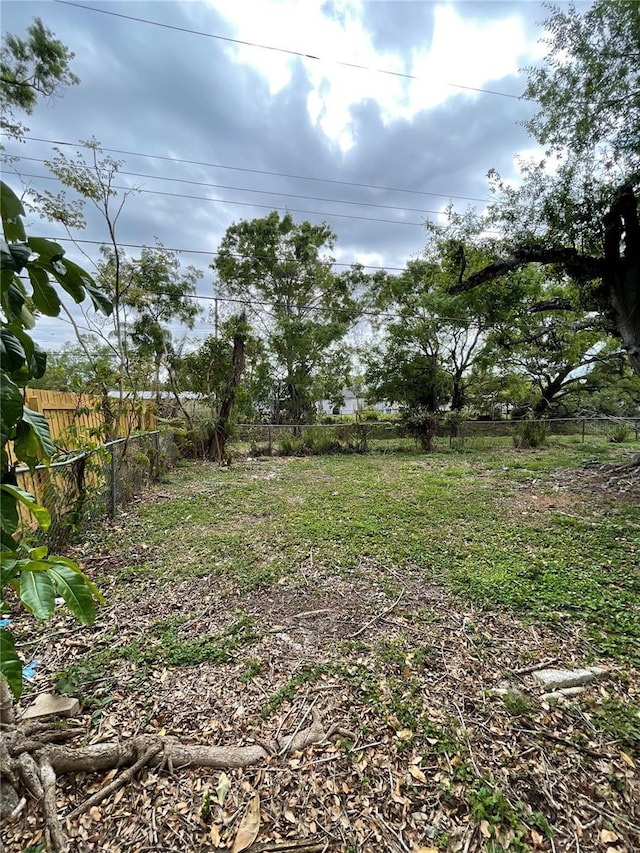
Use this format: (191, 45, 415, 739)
(514, 421, 548, 449)
(609, 423, 630, 443)
(401, 410, 440, 452)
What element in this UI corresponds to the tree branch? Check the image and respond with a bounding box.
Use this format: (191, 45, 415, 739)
(450, 247, 605, 294)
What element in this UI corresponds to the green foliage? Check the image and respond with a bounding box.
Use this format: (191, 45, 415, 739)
(1, 17, 79, 143)
(514, 421, 548, 449)
(591, 698, 640, 751)
(401, 410, 440, 452)
(213, 211, 362, 423)
(1, 181, 110, 697)
(609, 423, 630, 444)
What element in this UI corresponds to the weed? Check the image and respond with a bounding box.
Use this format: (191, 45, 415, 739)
(241, 657, 262, 683)
(609, 423, 630, 443)
(260, 664, 327, 718)
(501, 691, 534, 716)
(591, 698, 640, 750)
(514, 421, 548, 449)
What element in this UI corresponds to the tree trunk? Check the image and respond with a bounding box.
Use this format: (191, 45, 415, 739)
(209, 311, 246, 462)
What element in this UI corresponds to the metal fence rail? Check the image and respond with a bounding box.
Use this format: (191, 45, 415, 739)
(14, 431, 176, 545)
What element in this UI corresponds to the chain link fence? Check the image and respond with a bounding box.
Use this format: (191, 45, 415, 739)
(15, 430, 177, 548)
(231, 417, 640, 456)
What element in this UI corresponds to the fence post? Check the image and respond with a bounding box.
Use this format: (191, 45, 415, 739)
(581, 419, 585, 443)
(154, 431, 160, 479)
(108, 446, 117, 519)
(268, 426, 272, 456)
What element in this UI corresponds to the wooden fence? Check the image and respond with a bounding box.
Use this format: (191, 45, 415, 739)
(11, 390, 157, 535)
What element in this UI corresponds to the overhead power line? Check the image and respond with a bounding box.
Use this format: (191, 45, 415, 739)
(5, 134, 491, 203)
(35, 235, 409, 272)
(15, 170, 429, 227)
(54, 0, 527, 101)
(11, 157, 458, 215)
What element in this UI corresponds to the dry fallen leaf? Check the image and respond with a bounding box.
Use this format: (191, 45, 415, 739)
(479, 819, 491, 839)
(89, 806, 101, 822)
(231, 794, 261, 853)
(600, 829, 619, 844)
(408, 765, 428, 784)
(413, 847, 439, 853)
(216, 771, 231, 807)
(210, 824, 221, 847)
(620, 751, 635, 768)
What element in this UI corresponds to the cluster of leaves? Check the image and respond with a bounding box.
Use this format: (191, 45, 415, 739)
(1, 181, 110, 697)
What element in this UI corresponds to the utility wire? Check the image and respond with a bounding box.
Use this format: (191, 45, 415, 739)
(3, 133, 491, 204)
(54, 0, 528, 101)
(10, 156, 469, 214)
(14, 171, 428, 226)
(34, 235, 408, 271)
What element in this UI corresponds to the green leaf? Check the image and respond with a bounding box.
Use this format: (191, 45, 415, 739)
(20, 406, 55, 462)
(19, 566, 56, 620)
(28, 545, 48, 560)
(0, 627, 22, 699)
(50, 554, 105, 603)
(0, 373, 23, 447)
(0, 328, 27, 373)
(41, 257, 85, 302)
(49, 563, 96, 625)
(28, 266, 61, 317)
(0, 553, 19, 588)
(84, 279, 113, 316)
(0, 490, 19, 536)
(0, 484, 50, 530)
(8, 243, 32, 274)
(30, 342, 47, 380)
(14, 420, 42, 470)
(2, 277, 26, 322)
(26, 236, 65, 262)
(0, 182, 26, 242)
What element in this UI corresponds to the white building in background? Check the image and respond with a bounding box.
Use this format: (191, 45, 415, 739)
(316, 388, 400, 416)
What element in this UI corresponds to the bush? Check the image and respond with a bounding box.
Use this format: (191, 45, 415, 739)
(514, 421, 548, 449)
(609, 423, 630, 443)
(361, 410, 379, 422)
(402, 410, 440, 452)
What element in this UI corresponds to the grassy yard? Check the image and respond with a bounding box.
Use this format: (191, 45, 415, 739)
(6, 436, 640, 853)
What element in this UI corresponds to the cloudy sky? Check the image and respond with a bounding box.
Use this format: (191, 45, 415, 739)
(1, 0, 582, 349)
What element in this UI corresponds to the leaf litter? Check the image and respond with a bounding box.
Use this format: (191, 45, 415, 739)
(2, 454, 639, 852)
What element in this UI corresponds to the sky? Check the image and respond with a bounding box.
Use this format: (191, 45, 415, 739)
(1, 0, 584, 351)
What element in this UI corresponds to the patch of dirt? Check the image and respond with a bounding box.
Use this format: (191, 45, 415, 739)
(2, 461, 639, 853)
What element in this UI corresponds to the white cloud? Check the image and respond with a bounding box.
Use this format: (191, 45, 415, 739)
(210, 0, 539, 152)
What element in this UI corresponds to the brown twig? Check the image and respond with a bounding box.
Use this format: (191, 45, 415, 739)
(518, 728, 610, 759)
(347, 589, 405, 639)
(513, 657, 560, 676)
(67, 741, 163, 819)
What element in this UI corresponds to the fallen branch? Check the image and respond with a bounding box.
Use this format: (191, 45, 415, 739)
(518, 728, 610, 759)
(67, 741, 163, 819)
(2, 708, 345, 853)
(347, 589, 405, 639)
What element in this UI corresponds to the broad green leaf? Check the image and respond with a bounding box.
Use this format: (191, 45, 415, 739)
(19, 566, 55, 620)
(0, 554, 19, 587)
(50, 554, 105, 603)
(0, 328, 27, 373)
(14, 420, 42, 470)
(0, 182, 26, 242)
(0, 484, 50, 530)
(41, 257, 85, 302)
(7, 243, 31, 273)
(28, 266, 61, 316)
(84, 279, 113, 316)
(30, 342, 47, 380)
(26, 236, 65, 262)
(0, 490, 19, 535)
(49, 563, 96, 625)
(29, 545, 48, 560)
(0, 627, 22, 699)
(21, 407, 55, 462)
(0, 373, 23, 447)
(2, 277, 26, 323)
